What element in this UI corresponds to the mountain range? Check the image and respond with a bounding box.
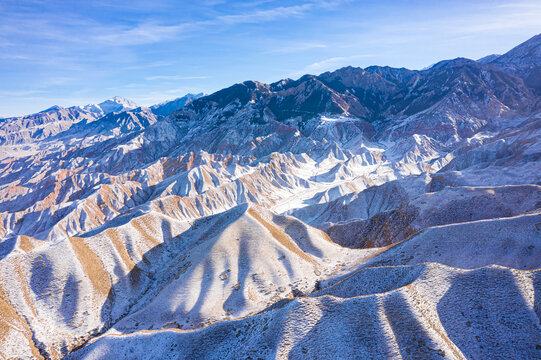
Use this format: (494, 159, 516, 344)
(0, 34, 540, 359)
(0, 94, 204, 146)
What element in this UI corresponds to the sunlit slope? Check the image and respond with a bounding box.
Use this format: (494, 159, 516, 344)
(69, 263, 541, 360)
(0, 205, 377, 357)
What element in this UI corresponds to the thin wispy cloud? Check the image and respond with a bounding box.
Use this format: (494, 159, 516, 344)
(267, 43, 327, 54)
(217, 4, 312, 24)
(145, 75, 209, 81)
(106, 83, 145, 91)
(449, 8, 541, 35)
(0, 89, 48, 97)
(496, 1, 541, 8)
(130, 88, 207, 105)
(95, 23, 193, 46)
(93, 1, 332, 46)
(0, 54, 33, 60)
(124, 61, 179, 70)
(0, 39, 13, 48)
(293, 54, 376, 76)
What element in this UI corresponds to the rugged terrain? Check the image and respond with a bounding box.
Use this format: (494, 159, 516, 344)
(0, 35, 540, 359)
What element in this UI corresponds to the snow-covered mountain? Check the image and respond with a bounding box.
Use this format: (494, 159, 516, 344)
(0, 95, 190, 146)
(0, 105, 99, 145)
(77, 96, 139, 116)
(0, 35, 540, 359)
(150, 93, 205, 116)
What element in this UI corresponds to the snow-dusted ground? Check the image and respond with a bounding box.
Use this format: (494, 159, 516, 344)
(1, 35, 541, 359)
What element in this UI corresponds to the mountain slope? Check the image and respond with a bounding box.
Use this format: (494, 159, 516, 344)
(68, 263, 541, 360)
(0, 34, 540, 359)
(150, 93, 205, 116)
(489, 33, 541, 92)
(77, 96, 139, 116)
(0, 106, 98, 145)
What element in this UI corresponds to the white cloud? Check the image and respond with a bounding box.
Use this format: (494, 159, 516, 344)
(0, 89, 48, 97)
(95, 23, 193, 46)
(292, 54, 376, 76)
(145, 75, 209, 81)
(129, 88, 208, 106)
(217, 3, 313, 24)
(267, 43, 327, 54)
(0, 53, 32, 60)
(124, 61, 179, 70)
(496, 1, 541, 9)
(93, 1, 342, 46)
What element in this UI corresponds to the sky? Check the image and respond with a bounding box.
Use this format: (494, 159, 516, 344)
(1, 0, 540, 117)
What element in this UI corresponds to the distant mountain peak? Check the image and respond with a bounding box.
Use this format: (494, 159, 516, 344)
(98, 96, 138, 113)
(105, 96, 138, 106)
(488, 33, 541, 91)
(491, 33, 541, 67)
(39, 105, 64, 113)
(477, 54, 501, 63)
(423, 57, 476, 71)
(75, 96, 138, 116)
(150, 93, 205, 116)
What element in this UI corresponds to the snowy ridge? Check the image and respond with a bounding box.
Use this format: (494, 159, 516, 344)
(0, 35, 540, 359)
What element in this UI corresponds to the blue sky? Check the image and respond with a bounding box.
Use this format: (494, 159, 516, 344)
(1, 0, 540, 117)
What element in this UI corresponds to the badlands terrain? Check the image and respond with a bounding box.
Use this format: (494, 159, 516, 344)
(0, 34, 540, 359)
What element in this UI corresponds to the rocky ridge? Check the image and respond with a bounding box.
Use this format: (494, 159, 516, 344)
(0, 34, 540, 359)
